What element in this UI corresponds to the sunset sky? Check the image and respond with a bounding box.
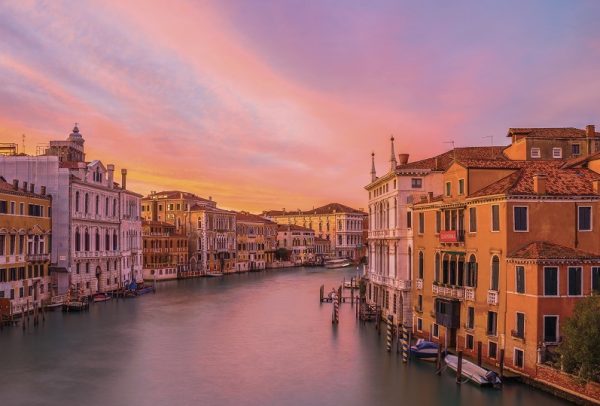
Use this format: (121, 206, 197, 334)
(1, 1, 600, 212)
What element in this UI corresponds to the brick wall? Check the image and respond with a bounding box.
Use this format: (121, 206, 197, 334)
(536, 364, 600, 404)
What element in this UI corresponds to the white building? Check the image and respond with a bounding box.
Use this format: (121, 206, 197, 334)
(365, 137, 506, 325)
(0, 125, 143, 295)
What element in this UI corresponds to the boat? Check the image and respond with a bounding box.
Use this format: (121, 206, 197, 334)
(410, 339, 444, 361)
(92, 293, 111, 303)
(444, 354, 502, 386)
(62, 299, 89, 312)
(324, 258, 353, 269)
(205, 272, 224, 277)
(136, 286, 155, 295)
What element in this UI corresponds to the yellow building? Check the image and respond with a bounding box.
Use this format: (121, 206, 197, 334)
(142, 221, 188, 281)
(0, 178, 52, 315)
(190, 205, 237, 274)
(235, 212, 275, 271)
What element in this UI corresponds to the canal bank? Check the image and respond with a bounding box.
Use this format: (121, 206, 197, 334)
(0, 267, 570, 406)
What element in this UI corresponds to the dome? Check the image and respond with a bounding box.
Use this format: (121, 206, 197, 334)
(67, 124, 85, 144)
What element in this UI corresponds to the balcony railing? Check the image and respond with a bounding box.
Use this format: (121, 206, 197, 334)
(487, 290, 499, 305)
(432, 283, 464, 300)
(464, 287, 475, 301)
(511, 329, 525, 340)
(26, 253, 50, 262)
(367, 272, 411, 290)
(416, 278, 423, 290)
(439, 229, 465, 243)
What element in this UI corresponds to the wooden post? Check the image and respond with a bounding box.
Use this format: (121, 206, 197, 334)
(337, 286, 342, 303)
(436, 343, 442, 375)
(499, 349, 505, 379)
(407, 331, 412, 363)
(456, 351, 463, 384)
(477, 341, 482, 366)
(320, 285, 324, 302)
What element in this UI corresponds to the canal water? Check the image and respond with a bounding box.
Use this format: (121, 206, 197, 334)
(0, 267, 569, 406)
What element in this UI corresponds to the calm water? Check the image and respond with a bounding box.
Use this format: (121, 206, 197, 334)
(0, 267, 568, 406)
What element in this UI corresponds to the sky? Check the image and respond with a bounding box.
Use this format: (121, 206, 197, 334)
(1, 1, 600, 212)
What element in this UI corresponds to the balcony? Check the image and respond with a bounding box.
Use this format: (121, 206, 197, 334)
(511, 329, 525, 341)
(26, 253, 50, 262)
(439, 230, 465, 243)
(367, 272, 411, 290)
(416, 278, 423, 290)
(487, 290, 499, 305)
(464, 287, 475, 301)
(432, 283, 464, 300)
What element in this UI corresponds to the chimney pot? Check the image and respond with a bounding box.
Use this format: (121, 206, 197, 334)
(41, 186, 46, 196)
(121, 168, 127, 190)
(22, 181, 28, 192)
(427, 192, 434, 202)
(12, 179, 18, 190)
(533, 174, 547, 195)
(593, 180, 600, 194)
(586, 125, 596, 138)
(398, 153, 409, 165)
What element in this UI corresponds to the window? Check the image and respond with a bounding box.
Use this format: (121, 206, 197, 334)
(466, 255, 477, 287)
(552, 147, 562, 159)
(434, 253, 440, 282)
(491, 205, 500, 231)
(568, 267, 582, 296)
(530, 148, 541, 158)
(418, 213, 424, 234)
(95, 195, 99, 215)
(19, 203, 23, 215)
(487, 311, 497, 336)
(458, 179, 465, 195)
(0, 201, 6, 213)
(491, 256, 499, 291)
(513, 206, 528, 232)
(418, 252, 424, 279)
(432, 323, 439, 338)
(578, 206, 592, 231)
(543, 315, 558, 343)
(593, 267, 600, 293)
(469, 207, 477, 232)
(572, 143, 581, 156)
(515, 266, 525, 294)
(445, 182, 451, 197)
(411, 178, 422, 189)
(515, 312, 525, 338)
(406, 212, 412, 229)
(466, 334, 474, 350)
(417, 318, 423, 331)
(435, 211, 441, 233)
(417, 294, 422, 311)
(84, 193, 89, 214)
(467, 306, 474, 329)
(10, 201, 15, 214)
(488, 341, 498, 359)
(544, 267, 558, 296)
(514, 349, 524, 368)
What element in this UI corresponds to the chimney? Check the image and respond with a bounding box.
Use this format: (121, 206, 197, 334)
(22, 181, 28, 192)
(593, 180, 600, 194)
(533, 174, 547, 195)
(586, 125, 596, 138)
(107, 164, 115, 188)
(12, 179, 18, 190)
(434, 157, 439, 170)
(427, 192, 434, 202)
(121, 168, 127, 190)
(41, 186, 46, 196)
(398, 153, 409, 165)
(29, 183, 35, 193)
(209, 196, 212, 201)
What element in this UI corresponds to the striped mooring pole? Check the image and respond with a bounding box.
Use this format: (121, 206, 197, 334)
(402, 324, 409, 362)
(332, 292, 339, 324)
(386, 315, 393, 352)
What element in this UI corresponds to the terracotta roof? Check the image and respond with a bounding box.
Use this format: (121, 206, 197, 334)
(277, 224, 314, 233)
(142, 220, 175, 228)
(264, 203, 365, 216)
(507, 127, 600, 139)
(397, 146, 508, 172)
(235, 211, 275, 224)
(508, 241, 600, 260)
(469, 161, 600, 197)
(455, 159, 525, 169)
(143, 190, 214, 204)
(0, 178, 51, 199)
(562, 151, 600, 169)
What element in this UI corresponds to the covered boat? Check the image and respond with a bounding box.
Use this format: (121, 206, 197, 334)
(410, 339, 443, 361)
(324, 258, 352, 269)
(92, 293, 111, 303)
(445, 354, 502, 386)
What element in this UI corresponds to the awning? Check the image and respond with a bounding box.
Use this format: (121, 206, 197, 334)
(441, 250, 467, 256)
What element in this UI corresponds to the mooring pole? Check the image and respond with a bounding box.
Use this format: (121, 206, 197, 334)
(386, 315, 393, 352)
(477, 341, 482, 366)
(436, 344, 442, 375)
(402, 324, 409, 362)
(456, 351, 463, 384)
(499, 349, 505, 379)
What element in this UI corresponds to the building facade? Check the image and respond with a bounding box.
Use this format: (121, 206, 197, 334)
(190, 206, 237, 274)
(142, 221, 188, 281)
(264, 203, 366, 260)
(0, 178, 52, 314)
(235, 212, 276, 272)
(276, 224, 315, 264)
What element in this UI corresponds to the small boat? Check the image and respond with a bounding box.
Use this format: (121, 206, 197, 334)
(93, 293, 111, 303)
(205, 272, 224, 277)
(62, 300, 89, 312)
(136, 286, 155, 295)
(410, 339, 444, 361)
(324, 258, 353, 269)
(445, 354, 502, 386)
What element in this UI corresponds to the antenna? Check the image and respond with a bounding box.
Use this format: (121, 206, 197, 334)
(21, 134, 25, 155)
(483, 135, 494, 146)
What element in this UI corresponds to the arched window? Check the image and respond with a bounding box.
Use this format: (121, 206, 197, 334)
(113, 230, 118, 251)
(95, 229, 100, 251)
(491, 256, 500, 291)
(75, 228, 81, 251)
(467, 255, 477, 287)
(407, 246, 412, 280)
(75, 192, 80, 212)
(84, 228, 90, 251)
(95, 195, 99, 215)
(418, 251, 424, 279)
(113, 199, 117, 217)
(105, 197, 109, 216)
(434, 252, 440, 282)
(105, 231, 110, 251)
(84, 193, 89, 214)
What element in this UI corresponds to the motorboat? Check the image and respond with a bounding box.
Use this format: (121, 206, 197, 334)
(445, 354, 502, 386)
(92, 293, 111, 303)
(324, 258, 353, 269)
(205, 272, 224, 277)
(410, 339, 444, 361)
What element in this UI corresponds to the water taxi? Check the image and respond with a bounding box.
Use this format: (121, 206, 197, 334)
(324, 258, 353, 269)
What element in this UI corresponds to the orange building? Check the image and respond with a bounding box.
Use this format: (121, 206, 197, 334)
(142, 221, 188, 281)
(410, 158, 600, 381)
